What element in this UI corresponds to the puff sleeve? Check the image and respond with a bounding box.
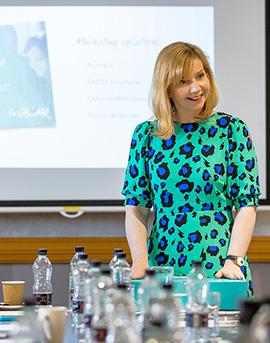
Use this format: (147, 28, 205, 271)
(121, 121, 153, 208)
(226, 117, 261, 209)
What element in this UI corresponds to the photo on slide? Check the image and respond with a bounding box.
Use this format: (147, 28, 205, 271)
(0, 21, 56, 130)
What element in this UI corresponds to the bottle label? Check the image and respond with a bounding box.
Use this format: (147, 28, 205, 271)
(186, 312, 208, 327)
(33, 293, 52, 306)
(73, 300, 84, 314)
(85, 314, 93, 329)
(92, 326, 107, 342)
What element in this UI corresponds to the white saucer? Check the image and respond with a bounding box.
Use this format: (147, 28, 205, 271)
(0, 303, 23, 310)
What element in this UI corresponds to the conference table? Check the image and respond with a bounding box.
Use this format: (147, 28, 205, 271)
(0, 307, 241, 343)
(0, 278, 247, 342)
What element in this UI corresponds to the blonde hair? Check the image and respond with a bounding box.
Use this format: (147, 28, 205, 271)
(151, 42, 219, 139)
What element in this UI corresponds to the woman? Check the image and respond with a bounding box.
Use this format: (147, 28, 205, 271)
(121, 42, 261, 297)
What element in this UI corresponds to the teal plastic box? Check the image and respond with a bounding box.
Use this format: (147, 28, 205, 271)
(132, 277, 247, 311)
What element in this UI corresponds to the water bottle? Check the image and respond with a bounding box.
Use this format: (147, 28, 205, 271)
(137, 268, 163, 311)
(72, 253, 90, 328)
(109, 248, 123, 270)
(85, 260, 102, 341)
(69, 246, 84, 308)
(185, 261, 209, 343)
(92, 267, 114, 342)
(136, 269, 166, 343)
(112, 252, 132, 288)
(32, 248, 53, 307)
(106, 284, 140, 343)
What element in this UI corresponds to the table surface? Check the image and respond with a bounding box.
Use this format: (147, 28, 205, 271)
(0, 307, 240, 343)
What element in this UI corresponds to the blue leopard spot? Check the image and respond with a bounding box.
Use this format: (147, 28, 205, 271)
(205, 183, 213, 194)
(155, 252, 169, 265)
(179, 142, 195, 159)
(202, 203, 214, 211)
(177, 241, 185, 253)
(214, 212, 227, 225)
(178, 254, 187, 267)
(245, 158, 255, 172)
(130, 165, 139, 178)
(162, 136, 176, 150)
(230, 183, 240, 197)
(158, 236, 168, 251)
(169, 258, 176, 266)
(243, 127, 249, 137)
(157, 162, 170, 180)
(176, 180, 194, 193)
(203, 170, 210, 181)
(199, 216, 210, 226)
(217, 117, 230, 128)
(206, 245, 219, 256)
(239, 172, 246, 181)
(127, 197, 140, 206)
(188, 230, 202, 244)
(161, 190, 173, 207)
(239, 143, 244, 151)
(175, 213, 187, 227)
(210, 230, 218, 238)
(206, 262, 213, 269)
(219, 238, 226, 246)
(208, 126, 217, 137)
(202, 145, 215, 157)
(131, 139, 137, 148)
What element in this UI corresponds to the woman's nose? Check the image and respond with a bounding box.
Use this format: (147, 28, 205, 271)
(190, 81, 200, 92)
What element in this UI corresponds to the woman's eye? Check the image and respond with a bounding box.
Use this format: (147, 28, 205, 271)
(179, 80, 186, 85)
(198, 73, 205, 79)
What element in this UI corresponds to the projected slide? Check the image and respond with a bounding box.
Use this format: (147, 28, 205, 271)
(0, 6, 214, 168)
(0, 22, 55, 129)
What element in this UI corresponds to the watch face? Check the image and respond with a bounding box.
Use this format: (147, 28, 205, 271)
(236, 256, 244, 267)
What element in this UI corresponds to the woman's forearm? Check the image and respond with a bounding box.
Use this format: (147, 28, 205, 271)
(125, 205, 150, 278)
(227, 205, 257, 257)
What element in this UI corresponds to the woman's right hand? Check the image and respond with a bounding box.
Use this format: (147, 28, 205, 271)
(131, 261, 150, 279)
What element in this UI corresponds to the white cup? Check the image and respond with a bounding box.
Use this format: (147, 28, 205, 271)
(38, 306, 67, 343)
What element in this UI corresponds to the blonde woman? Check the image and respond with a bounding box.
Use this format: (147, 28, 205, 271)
(122, 42, 260, 297)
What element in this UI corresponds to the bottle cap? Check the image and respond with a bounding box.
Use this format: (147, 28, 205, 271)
(239, 299, 262, 324)
(162, 283, 173, 290)
(90, 259, 101, 267)
(117, 252, 126, 259)
(192, 260, 202, 268)
(114, 248, 123, 255)
(145, 268, 156, 276)
(117, 284, 128, 290)
(78, 253, 88, 260)
(75, 246, 84, 253)
(101, 266, 111, 275)
(38, 249, 47, 255)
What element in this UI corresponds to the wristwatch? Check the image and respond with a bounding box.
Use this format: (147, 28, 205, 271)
(225, 255, 244, 267)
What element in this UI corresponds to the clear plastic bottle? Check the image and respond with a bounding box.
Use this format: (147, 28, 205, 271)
(137, 268, 163, 311)
(136, 269, 166, 343)
(109, 248, 123, 270)
(185, 261, 209, 343)
(112, 252, 132, 288)
(92, 266, 114, 342)
(106, 284, 140, 343)
(69, 246, 84, 309)
(84, 260, 102, 342)
(72, 253, 90, 328)
(32, 248, 53, 307)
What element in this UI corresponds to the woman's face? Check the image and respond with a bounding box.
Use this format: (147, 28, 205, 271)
(26, 46, 48, 78)
(168, 58, 210, 123)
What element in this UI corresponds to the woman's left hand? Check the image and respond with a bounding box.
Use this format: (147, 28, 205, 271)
(215, 259, 245, 280)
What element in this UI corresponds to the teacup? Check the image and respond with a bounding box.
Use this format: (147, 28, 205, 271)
(38, 306, 67, 343)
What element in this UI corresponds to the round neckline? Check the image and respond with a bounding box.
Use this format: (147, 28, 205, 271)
(173, 112, 218, 125)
